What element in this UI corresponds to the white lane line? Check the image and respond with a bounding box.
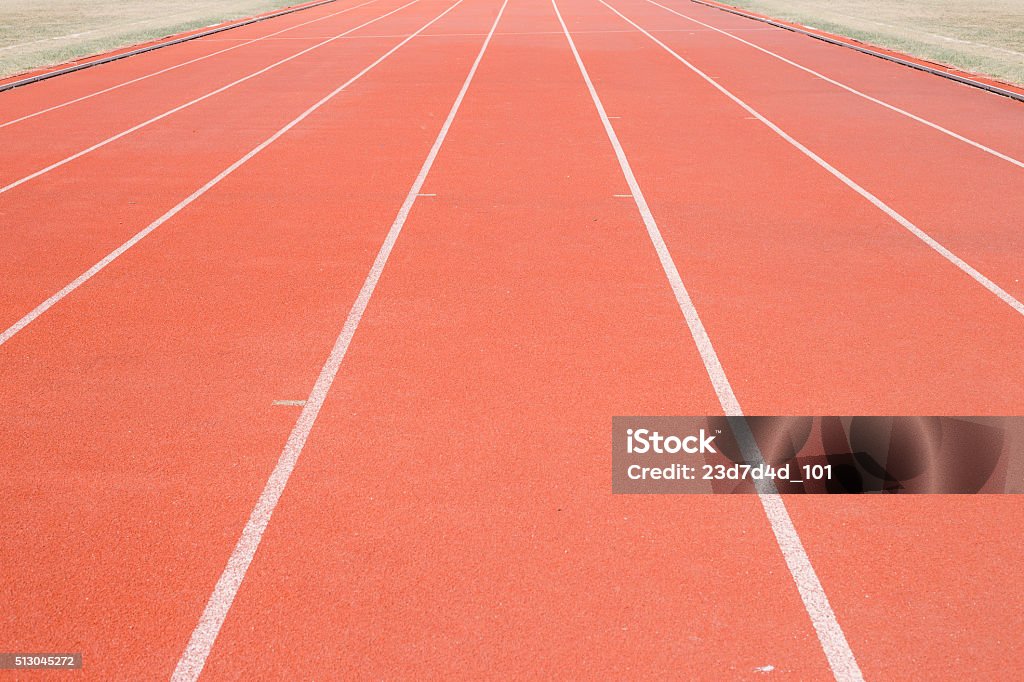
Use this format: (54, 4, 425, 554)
(601, 0, 1024, 319)
(645, 0, 1024, 170)
(0, 0, 385, 130)
(0, 0, 425, 195)
(272, 400, 307, 406)
(0, 0, 465, 351)
(551, 2, 864, 680)
(188, 26, 777, 41)
(171, 1, 507, 678)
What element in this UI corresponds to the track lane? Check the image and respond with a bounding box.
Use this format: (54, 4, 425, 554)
(559, 0, 1024, 677)
(173, 3, 510, 676)
(0, 0, 376, 125)
(193, 0, 837, 678)
(0, 0, 464, 343)
(552, 1, 860, 676)
(669, 0, 1024, 162)
(641, 0, 1024, 170)
(599, 0, 1024, 309)
(0, 1, 497, 677)
(0, 0, 428, 191)
(566, 0, 1024, 414)
(783, 494, 1024, 678)
(0, 0, 387, 131)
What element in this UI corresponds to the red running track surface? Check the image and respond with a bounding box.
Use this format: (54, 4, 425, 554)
(0, 0, 1022, 679)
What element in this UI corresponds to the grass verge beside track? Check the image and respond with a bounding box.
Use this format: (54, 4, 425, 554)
(718, 0, 1024, 85)
(0, 0, 308, 78)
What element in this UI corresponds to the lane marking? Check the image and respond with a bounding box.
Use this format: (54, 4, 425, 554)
(272, 400, 307, 406)
(552, 2, 864, 680)
(646, 0, 1024, 169)
(0, 0, 385, 130)
(198, 26, 778, 40)
(171, 1, 507, 678)
(0, 0, 426, 195)
(417, 192, 437, 196)
(0, 0, 464, 350)
(602, 0, 1024, 318)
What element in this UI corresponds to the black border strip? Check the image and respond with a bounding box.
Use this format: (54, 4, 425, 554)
(0, 0, 340, 94)
(689, 0, 1024, 104)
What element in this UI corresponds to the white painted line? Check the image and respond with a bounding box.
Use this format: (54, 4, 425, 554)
(0, 0, 465, 350)
(0, 0, 385, 130)
(417, 192, 437, 196)
(203, 26, 780, 41)
(613, 193, 632, 197)
(552, 2, 864, 680)
(644, 0, 1024, 170)
(0, 0, 425, 195)
(272, 400, 307, 406)
(725, 415, 864, 682)
(603, 0, 1024, 318)
(171, 1, 507, 678)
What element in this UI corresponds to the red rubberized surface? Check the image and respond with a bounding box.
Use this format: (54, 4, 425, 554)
(1, 0, 1022, 678)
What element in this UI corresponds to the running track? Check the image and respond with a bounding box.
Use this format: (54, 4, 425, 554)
(1, 0, 1022, 678)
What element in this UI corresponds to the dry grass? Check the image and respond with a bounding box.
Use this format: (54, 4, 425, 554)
(720, 0, 1024, 85)
(0, 0, 301, 79)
